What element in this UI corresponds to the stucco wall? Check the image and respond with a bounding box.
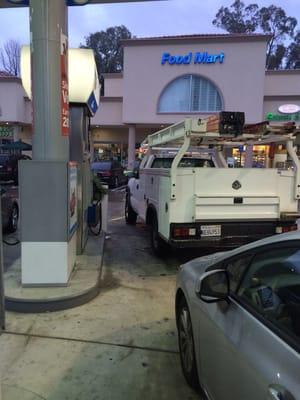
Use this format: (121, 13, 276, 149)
(103, 75, 123, 97)
(0, 79, 30, 124)
(123, 39, 268, 124)
(92, 99, 123, 126)
(93, 127, 148, 144)
(265, 71, 300, 97)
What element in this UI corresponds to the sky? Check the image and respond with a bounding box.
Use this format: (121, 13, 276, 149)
(0, 0, 299, 49)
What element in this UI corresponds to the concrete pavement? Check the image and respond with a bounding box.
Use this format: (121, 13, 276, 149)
(0, 190, 201, 400)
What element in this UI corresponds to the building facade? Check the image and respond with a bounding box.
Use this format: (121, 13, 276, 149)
(1, 33, 300, 167)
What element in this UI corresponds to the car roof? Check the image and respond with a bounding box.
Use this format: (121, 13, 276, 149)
(229, 229, 300, 258)
(154, 154, 212, 160)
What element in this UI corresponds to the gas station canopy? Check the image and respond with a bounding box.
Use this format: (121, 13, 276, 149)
(0, 0, 160, 7)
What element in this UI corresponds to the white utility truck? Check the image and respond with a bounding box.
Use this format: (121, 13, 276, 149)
(125, 117, 300, 255)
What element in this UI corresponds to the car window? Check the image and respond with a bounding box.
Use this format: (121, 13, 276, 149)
(151, 157, 214, 168)
(225, 254, 253, 292)
(238, 246, 300, 343)
(0, 155, 8, 164)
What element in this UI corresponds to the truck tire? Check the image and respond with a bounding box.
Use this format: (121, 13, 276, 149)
(150, 214, 167, 257)
(125, 192, 137, 225)
(7, 204, 19, 233)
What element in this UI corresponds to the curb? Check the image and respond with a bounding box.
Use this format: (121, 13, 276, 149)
(4, 233, 105, 313)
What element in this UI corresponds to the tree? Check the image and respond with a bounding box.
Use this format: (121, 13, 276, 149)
(80, 25, 132, 76)
(267, 44, 286, 70)
(212, 0, 259, 33)
(286, 31, 300, 69)
(0, 40, 21, 77)
(213, 1, 298, 69)
(257, 6, 297, 69)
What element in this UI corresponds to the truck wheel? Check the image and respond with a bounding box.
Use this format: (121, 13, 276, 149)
(125, 193, 137, 225)
(7, 204, 19, 233)
(150, 215, 167, 257)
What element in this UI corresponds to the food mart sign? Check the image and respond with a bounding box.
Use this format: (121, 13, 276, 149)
(161, 51, 225, 65)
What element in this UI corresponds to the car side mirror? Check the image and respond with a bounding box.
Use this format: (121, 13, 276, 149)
(134, 170, 139, 179)
(196, 269, 230, 303)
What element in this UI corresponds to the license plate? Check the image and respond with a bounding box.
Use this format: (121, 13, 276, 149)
(201, 225, 221, 237)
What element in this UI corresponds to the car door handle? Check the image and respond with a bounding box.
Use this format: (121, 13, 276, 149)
(268, 385, 295, 400)
(136, 184, 139, 190)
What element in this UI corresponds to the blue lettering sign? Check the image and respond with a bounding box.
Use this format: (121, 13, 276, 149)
(161, 53, 170, 65)
(162, 51, 225, 66)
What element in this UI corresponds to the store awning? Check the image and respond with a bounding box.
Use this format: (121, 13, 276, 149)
(0, 140, 32, 151)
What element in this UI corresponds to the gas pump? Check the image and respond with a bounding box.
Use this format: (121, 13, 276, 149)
(19, 48, 100, 285)
(69, 105, 92, 254)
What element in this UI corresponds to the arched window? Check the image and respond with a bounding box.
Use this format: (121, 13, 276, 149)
(158, 75, 223, 113)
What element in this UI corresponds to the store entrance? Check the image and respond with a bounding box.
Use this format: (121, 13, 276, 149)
(232, 145, 269, 168)
(94, 141, 128, 166)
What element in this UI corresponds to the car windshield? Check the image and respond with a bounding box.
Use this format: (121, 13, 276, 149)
(92, 161, 112, 171)
(151, 157, 214, 168)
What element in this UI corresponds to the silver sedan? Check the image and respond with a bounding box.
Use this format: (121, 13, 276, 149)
(176, 231, 300, 400)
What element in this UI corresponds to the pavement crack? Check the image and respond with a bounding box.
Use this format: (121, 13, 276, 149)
(118, 339, 135, 361)
(3, 330, 179, 355)
(1, 383, 47, 400)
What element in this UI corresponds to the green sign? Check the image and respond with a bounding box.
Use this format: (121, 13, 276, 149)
(265, 112, 300, 122)
(0, 126, 14, 137)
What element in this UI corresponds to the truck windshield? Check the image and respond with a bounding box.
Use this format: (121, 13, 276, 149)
(151, 157, 214, 168)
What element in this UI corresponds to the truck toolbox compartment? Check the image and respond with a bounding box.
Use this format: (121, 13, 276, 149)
(194, 195, 280, 220)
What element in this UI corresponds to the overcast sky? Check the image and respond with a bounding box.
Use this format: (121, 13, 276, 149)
(0, 0, 299, 49)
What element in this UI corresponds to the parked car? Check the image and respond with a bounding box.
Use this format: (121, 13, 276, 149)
(176, 231, 300, 400)
(0, 154, 31, 185)
(91, 160, 127, 188)
(1, 186, 19, 233)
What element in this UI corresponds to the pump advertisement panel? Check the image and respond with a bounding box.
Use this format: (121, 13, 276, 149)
(61, 32, 69, 136)
(69, 162, 77, 237)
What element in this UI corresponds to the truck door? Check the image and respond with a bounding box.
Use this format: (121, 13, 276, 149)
(130, 157, 148, 219)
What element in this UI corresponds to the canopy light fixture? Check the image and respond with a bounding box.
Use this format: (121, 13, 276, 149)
(7, 0, 91, 5)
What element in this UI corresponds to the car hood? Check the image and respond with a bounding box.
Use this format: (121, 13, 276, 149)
(181, 250, 232, 274)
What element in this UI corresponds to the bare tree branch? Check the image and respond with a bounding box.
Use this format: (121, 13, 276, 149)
(0, 40, 21, 77)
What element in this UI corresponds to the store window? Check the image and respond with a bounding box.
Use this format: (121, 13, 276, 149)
(158, 75, 223, 113)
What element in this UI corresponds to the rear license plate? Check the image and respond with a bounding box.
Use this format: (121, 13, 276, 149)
(201, 225, 221, 237)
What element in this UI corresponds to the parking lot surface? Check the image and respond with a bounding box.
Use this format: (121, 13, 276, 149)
(0, 190, 201, 400)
